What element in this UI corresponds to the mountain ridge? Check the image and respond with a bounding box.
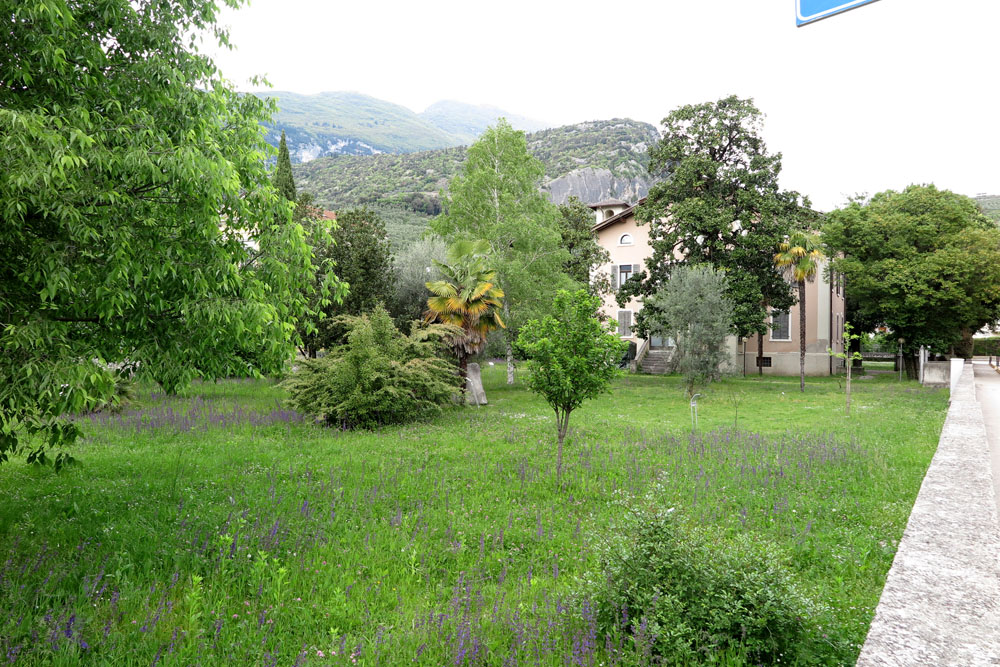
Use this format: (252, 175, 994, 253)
(258, 91, 548, 162)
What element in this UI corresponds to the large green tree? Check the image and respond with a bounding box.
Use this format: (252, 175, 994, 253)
(620, 96, 798, 345)
(0, 0, 334, 467)
(557, 196, 611, 294)
(298, 207, 394, 356)
(824, 184, 1000, 376)
(431, 119, 571, 384)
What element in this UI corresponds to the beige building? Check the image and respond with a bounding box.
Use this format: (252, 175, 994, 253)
(590, 200, 846, 376)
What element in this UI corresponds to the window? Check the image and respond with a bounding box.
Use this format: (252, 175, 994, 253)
(756, 357, 772, 368)
(771, 311, 791, 341)
(604, 209, 614, 220)
(618, 233, 634, 246)
(619, 264, 633, 285)
(617, 310, 633, 337)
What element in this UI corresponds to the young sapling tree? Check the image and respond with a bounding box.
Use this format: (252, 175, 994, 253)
(517, 290, 626, 483)
(829, 321, 864, 415)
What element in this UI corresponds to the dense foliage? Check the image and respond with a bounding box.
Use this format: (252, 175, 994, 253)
(0, 0, 331, 466)
(583, 484, 828, 664)
(299, 208, 395, 356)
(284, 305, 460, 429)
(645, 265, 734, 396)
(389, 237, 446, 324)
(558, 197, 611, 292)
(622, 96, 800, 341)
(431, 119, 572, 383)
(824, 184, 1000, 373)
(272, 130, 296, 202)
(517, 290, 626, 479)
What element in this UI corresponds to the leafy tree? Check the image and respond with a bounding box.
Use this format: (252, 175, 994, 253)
(516, 290, 626, 482)
(431, 119, 571, 385)
(283, 305, 461, 429)
(774, 231, 824, 392)
(299, 207, 394, 356)
(645, 265, 734, 397)
(0, 0, 336, 467)
(424, 240, 506, 390)
(557, 196, 611, 293)
(389, 237, 446, 325)
(273, 130, 296, 202)
(621, 96, 797, 346)
(824, 184, 1000, 377)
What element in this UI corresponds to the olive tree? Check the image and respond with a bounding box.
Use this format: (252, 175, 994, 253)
(646, 265, 734, 396)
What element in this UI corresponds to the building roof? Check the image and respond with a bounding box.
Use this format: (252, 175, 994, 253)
(588, 198, 628, 209)
(592, 197, 646, 232)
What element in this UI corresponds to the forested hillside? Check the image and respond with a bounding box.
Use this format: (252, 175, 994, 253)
(294, 118, 661, 241)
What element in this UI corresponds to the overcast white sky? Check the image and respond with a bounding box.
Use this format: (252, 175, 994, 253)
(208, 0, 999, 211)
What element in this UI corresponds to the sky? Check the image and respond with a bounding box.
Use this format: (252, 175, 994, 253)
(208, 0, 999, 211)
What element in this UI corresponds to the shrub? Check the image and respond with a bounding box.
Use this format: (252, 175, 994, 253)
(582, 483, 828, 665)
(283, 305, 461, 429)
(973, 336, 1000, 357)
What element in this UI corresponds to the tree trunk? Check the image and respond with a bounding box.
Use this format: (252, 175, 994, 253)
(505, 302, 514, 385)
(556, 409, 569, 486)
(458, 353, 469, 394)
(757, 331, 764, 376)
(904, 352, 918, 380)
(845, 355, 852, 416)
(798, 279, 806, 392)
(506, 339, 515, 385)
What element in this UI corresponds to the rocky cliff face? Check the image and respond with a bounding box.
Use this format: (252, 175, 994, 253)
(263, 126, 384, 163)
(544, 166, 652, 205)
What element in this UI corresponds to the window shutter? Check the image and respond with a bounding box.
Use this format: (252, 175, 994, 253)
(617, 311, 627, 336)
(632, 263, 640, 277)
(611, 267, 618, 290)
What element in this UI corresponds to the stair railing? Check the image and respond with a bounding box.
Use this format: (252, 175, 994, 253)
(632, 337, 651, 373)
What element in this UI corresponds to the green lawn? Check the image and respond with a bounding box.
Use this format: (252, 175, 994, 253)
(0, 369, 947, 665)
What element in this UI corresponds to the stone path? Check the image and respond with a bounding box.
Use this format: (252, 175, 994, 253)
(974, 361, 1000, 517)
(856, 363, 1000, 666)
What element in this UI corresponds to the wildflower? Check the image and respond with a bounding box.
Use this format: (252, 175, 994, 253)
(316, 650, 325, 658)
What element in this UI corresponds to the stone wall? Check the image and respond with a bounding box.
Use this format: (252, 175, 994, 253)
(856, 365, 1000, 665)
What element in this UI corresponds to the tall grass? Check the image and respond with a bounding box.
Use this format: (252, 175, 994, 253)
(0, 370, 946, 664)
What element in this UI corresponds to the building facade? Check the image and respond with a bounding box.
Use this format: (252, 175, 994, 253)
(590, 200, 846, 376)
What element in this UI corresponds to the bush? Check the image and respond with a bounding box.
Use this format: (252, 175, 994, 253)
(973, 336, 1000, 357)
(283, 305, 461, 429)
(582, 483, 829, 665)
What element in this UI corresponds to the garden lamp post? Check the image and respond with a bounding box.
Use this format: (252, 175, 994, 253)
(690, 394, 702, 433)
(897, 338, 904, 381)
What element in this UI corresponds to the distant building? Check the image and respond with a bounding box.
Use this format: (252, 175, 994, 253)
(590, 200, 847, 376)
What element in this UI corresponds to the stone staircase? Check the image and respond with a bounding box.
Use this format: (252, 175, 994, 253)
(639, 348, 674, 374)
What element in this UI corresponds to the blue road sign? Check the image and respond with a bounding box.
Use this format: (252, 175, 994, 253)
(796, 0, 880, 26)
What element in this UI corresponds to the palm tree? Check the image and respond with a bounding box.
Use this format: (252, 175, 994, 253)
(425, 240, 506, 390)
(774, 232, 824, 392)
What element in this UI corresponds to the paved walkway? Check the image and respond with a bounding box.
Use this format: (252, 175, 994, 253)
(974, 361, 1000, 517)
(856, 363, 1000, 666)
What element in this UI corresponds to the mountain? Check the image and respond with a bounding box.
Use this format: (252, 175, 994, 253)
(258, 91, 459, 161)
(418, 100, 548, 145)
(293, 118, 661, 246)
(257, 91, 549, 163)
(975, 194, 1000, 222)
